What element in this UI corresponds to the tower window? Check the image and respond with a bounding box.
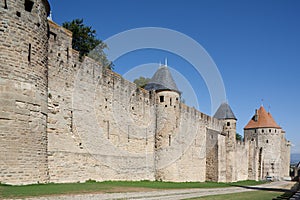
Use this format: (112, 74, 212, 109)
(4, 0, 8, 9)
(254, 129, 257, 133)
(227, 122, 230, 126)
(262, 129, 264, 133)
(266, 140, 269, 143)
(66, 47, 69, 60)
(169, 135, 171, 146)
(16, 11, 21, 17)
(24, 0, 34, 12)
(269, 129, 271, 133)
(28, 43, 31, 62)
(159, 96, 164, 102)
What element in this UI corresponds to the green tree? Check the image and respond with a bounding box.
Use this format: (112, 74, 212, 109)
(134, 76, 151, 88)
(62, 19, 112, 68)
(236, 133, 243, 141)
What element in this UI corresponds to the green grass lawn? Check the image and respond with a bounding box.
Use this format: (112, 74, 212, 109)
(187, 190, 287, 200)
(0, 180, 265, 199)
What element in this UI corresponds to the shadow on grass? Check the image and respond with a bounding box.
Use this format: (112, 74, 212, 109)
(230, 181, 299, 200)
(272, 183, 299, 200)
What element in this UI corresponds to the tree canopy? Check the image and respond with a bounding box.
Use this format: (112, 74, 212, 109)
(62, 19, 112, 68)
(236, 133, 243, 141)
(133, 76, 151, 88)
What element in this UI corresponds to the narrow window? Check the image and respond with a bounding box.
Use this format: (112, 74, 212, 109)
(262, 129, 264, 133)
(70, 111, 73, 132)
(16, 11, 21, 17)
(254, 129, 257, 133)
(227, 122, 230, 126)
(266, 140, 269, 143)
(24, 0, 34, 12)
(169, 135, 171, 146)
(159, 96, 164, 102)
(66, 47, 69, 60)
(4, 0, 8, 9)
(28, 43, 31, 62)
(107, 121, 110, 139)
(127, 128, 130, 142)
(269, 129, 271, 133)
(170, 98, 172, 106)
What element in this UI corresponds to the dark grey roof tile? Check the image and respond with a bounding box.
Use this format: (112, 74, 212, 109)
(144, 65, 179, 92)
(214, 103, 237, 120)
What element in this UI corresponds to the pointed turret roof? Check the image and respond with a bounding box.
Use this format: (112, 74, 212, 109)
(144, 65, 179, 93)
(244, 106, 281, 129)
(214, 103, 237, 120)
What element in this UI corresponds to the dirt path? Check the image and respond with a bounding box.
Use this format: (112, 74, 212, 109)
(20, 181, 296, 200)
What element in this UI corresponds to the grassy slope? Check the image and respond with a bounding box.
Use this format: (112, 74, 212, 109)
(0, 180, 265, 199)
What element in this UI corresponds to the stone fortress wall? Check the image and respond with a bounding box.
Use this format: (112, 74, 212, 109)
(0, 0, 290, 185)
(46, 21, 228, 183)
(0, 0, 50, 185)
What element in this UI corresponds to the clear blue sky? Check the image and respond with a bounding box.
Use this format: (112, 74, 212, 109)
(49, 0, 300, 153)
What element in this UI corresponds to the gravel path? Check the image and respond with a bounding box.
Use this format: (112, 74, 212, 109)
(19, 181, 295, 200)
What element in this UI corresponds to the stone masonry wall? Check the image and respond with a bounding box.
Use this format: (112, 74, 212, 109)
(1, 1, 290, 184)
(258, 129, 282, 180)
(280, 132, 291, 178)
(47, 20, 229, 183)
(0, 0, 50, 185)
(155, 100, 223, 182)
(47, 21, 156, 183)
(235, 141, 251, 181)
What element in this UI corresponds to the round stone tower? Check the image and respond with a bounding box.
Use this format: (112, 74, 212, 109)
(244, 106, 283, 180)
(0, 0, 50, 184)
(145, 64, 180, 181)
(214, 102, 237, 182)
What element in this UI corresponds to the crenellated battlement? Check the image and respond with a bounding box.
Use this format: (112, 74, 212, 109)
(0, 0, 290, 185)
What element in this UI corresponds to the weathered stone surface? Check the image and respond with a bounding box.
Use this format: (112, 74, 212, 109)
(0, 0, 49, 185)
(0, 0, 290, 185)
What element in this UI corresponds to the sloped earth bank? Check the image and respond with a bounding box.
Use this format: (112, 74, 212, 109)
(13, 181, 297, 200)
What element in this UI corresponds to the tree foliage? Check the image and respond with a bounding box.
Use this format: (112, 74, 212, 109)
(62, 19, 112, 68)
(236, 133, 243, 141)
(134, 76, 151, 88)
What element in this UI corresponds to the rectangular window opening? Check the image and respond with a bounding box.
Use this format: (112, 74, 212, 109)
(66, 47, 69, 60)
(25, 0, 34, 12)
(4, 0, 8, 9)
(28, 43, 31, 62)
(159, 96, 164, 103)
(169, 135, 171, 146)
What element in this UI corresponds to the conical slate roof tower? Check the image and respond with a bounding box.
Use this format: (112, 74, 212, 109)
(144, 65, 179, 93)
(214, 102, 237, 120)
